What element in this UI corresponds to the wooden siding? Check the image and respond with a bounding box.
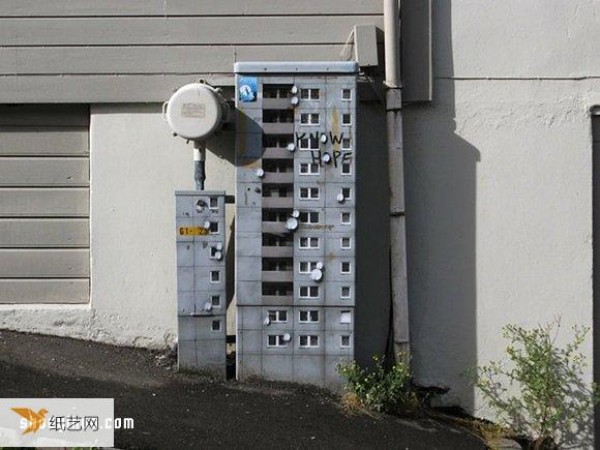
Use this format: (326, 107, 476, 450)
(0, 1, 382, 16)
(0, 105, 90, 303)
(0, 0, 383, 102)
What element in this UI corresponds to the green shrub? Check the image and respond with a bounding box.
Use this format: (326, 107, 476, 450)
(337, 354, 419, 415)
(475, 320, 600, 449)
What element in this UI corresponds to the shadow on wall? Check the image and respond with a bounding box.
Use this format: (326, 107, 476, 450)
(355, 96, 392, 369)
(225, 220, 235, 310)
(404, 1, 481, 411)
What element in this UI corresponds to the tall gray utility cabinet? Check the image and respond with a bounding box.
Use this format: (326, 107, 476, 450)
(235, 62, 358, 387)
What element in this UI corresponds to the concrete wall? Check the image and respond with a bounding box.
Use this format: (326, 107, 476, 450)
(404, 1, 600, 428)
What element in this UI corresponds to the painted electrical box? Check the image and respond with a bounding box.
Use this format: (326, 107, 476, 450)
(234, 62, 358, 388)
(175, 190, 227, 375)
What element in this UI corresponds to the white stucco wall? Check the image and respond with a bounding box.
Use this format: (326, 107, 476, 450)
(0, 104, 235, 349)
(405, 1, 600, 421)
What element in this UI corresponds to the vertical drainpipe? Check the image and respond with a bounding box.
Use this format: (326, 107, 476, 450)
(384, 0, 410, 358)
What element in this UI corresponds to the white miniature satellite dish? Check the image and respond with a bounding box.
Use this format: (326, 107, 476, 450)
(283, 333, 292, 342)
(286, 217, 299, 231)
(310, 268, 323, 282)
(165, 83, 227, 140)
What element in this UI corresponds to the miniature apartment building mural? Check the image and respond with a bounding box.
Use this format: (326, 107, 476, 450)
(234, 62, 358, 387)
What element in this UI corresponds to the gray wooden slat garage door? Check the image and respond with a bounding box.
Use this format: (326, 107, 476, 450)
(0, 105, 89, 303)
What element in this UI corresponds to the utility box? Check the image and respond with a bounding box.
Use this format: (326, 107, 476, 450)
(234, 62, 359, 388)
(175, 190, 227, 376)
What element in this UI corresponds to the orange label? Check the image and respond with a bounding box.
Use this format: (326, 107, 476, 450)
(178, 226, 209, 236)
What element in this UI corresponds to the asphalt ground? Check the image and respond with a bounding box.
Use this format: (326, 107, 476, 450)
(0, 330, 487, 449)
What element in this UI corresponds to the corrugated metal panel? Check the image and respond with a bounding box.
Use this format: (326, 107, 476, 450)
(0, 106, 89, 303)
(0, 2, 382, 103)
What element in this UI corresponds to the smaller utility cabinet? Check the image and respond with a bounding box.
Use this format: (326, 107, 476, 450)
(175, 190, 227, 375)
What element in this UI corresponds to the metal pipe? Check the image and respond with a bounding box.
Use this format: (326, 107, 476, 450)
(384, 0, 401, 87)
(384, 0, 410, 358)
(193, 141, 206, 190)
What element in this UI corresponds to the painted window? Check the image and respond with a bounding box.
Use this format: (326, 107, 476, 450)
(342, 113, 351, 125)
(267, 335, 288, 347)
(300, 113, 320, 125)
(299, 310, 320, 323)
(299, 286, 319, 298)
(341, 237, 351, 249)
(340, 310, 352, 324)
(299, 237, 320, 249)
(341, 335, 351, 347)
(299, 212, 319, 224)
(341, 261, 351, 274)
(341, 88, 352, 101)
(211, 320, 221, 331)
(210, 270, 220, 283)
(299, 335, 319, 348)
(299, 187, 319, 200)
(268, 310, 288, 323)
(341, 286, 351, 298)
(299, 136, 319, 150)
(211, 295, 221, 308)
(300, 88, 320, 100)
(341, 212, 351, 224)
(299, 261, 318, 273)
(299, 162, 320, 175)
(341, 163, 352, 175)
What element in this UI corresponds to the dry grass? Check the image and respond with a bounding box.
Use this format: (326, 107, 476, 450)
(340, 392, 378, 418)
(430, 412, 511, 450)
